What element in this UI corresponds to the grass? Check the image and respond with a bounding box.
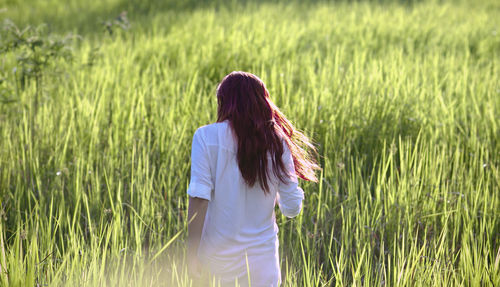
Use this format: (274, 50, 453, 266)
(0, 0, 499, 286)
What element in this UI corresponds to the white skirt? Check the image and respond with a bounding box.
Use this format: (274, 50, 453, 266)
(200, 241, 281, 287)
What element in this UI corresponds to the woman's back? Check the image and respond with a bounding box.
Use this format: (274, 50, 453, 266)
(187, 120, 304, 286)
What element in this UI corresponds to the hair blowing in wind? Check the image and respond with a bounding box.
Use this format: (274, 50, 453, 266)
(216, 71, 320, 193)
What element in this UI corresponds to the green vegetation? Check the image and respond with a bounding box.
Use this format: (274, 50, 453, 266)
(0, 0, 499, 286)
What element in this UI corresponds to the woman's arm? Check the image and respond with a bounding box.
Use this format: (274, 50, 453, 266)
(277, 142, 304, 218)
(187, 196, 208, 277)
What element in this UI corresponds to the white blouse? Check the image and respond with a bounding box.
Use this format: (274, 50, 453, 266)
(187, 120, 304, 286)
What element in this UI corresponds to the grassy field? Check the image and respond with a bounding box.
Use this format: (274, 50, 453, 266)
(0, 0, 499, 286)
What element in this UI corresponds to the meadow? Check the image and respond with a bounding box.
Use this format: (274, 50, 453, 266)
(0, 0, 499, 286)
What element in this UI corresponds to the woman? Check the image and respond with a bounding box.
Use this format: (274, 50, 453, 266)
(187, 71, 319, 286)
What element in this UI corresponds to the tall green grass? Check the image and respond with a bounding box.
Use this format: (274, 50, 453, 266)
(0, 0, 499, 286)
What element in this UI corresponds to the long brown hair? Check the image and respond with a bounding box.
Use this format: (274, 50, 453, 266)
(216, 71, 320, 193)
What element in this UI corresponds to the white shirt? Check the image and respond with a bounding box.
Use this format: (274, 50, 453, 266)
(187, 120, 304, 286)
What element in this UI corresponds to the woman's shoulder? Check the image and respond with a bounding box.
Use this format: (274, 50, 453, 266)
(194, 121, 234, 150)
(195, 120, 229, 136)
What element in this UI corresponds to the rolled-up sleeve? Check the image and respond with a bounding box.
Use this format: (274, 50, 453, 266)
(277, 142, 304, 218)
(187, 129, 213, 201)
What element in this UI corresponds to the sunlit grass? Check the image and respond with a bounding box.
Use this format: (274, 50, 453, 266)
(0, 0, 499, 286)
